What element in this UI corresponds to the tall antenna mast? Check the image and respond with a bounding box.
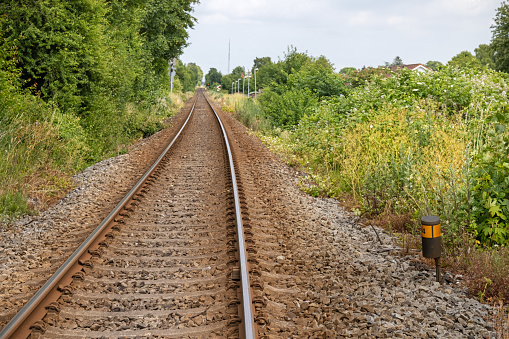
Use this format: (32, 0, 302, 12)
(228, 39, 231, 74)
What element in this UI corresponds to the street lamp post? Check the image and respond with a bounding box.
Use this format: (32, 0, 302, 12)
(254, 68, 259, 97)
(247, 71, 250, 97)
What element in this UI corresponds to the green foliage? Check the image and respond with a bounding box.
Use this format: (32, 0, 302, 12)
(0, 1, 198, 220)
(259, 86, 318, 127)
(252, 62, 509, 248)
(187, 63, 203, 86)
(341, 67, 388, 88)
(491, 1, 509, 73)
(221, 66, 245, 93)
(141, 0, 198, 78)
(469, 119, 509, 246)
(448, 51, 482, 69)
(255, 62, 287, 89)
(255, 48, 350, 128)
(426, 60, 444, 71)
(287, 61, 348, 99)
(281, 46, 313, 75)
(339, 67, 357, 75)
(0, 0, 110, 113)
(384, 56, 403, 66)
(205, 68, 222, 88)
(253, 56, 272, 70)
(475, 44, 495, 69)
(234, 98, 271, 132)
(176, 60, 202, 92)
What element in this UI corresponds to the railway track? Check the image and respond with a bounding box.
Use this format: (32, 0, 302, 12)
(0, 89, 255, 338)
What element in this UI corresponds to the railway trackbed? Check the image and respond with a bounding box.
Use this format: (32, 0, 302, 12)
(0, 89, 497, 338)
(0, 89, 255, 338)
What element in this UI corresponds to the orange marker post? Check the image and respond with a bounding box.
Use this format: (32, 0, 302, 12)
(421, 215, 442, 283)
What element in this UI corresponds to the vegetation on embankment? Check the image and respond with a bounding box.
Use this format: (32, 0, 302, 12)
(0, 1, 201, 221)
(215, 48, 509, 304)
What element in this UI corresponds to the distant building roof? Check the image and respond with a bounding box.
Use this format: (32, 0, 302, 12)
(386, 64, 432, 72)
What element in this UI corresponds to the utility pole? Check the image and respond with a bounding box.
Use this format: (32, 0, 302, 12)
(168, 58, 177, 93)
(242, 68, 245, 96)
(247, 70, 250, 97)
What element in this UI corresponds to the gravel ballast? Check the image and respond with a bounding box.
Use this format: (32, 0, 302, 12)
(0, 94, 498, 338)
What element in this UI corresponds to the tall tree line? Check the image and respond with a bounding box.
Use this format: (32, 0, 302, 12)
(0, 0, 198, 116)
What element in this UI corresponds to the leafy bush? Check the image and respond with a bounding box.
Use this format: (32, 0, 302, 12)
(259, 87, 318, 128)
(468, 121, 509, 246)
(0, 2, 197, 221)
(254, 64, 509, 248)
(230, 49, 509, 303)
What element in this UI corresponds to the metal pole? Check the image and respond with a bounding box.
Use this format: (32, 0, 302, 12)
(254, 68, 258, 97)
(232, 82, 234, 94)
(435, 257, 441, 283)
(248, 72, 250, 97)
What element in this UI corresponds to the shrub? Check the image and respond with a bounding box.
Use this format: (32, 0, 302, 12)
(259, 87, 318, 128)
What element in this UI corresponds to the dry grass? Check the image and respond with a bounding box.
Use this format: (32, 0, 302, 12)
(449, 247, 509, 303)
(489, 301, 509, 338)
(25, 167, 74, 211)
(208, 92, 244, 113)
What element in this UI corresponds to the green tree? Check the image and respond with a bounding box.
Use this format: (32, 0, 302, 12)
(205, 68, 222, 88)
(392, 56, 404, 66)
(175, 60, 196, 92)
(340, 67, 357, 75)
(221, 66, 244, 93)
(0, 0, 110, 113)
(475, 44, 495, 69)
(253, 57, 272, 70)
(141, 0, 198, 79)
(491, 2, 509, 72)
(448, 51, 482, 69)
(187, 63, 203, 86)
(288, 58, 347, 99)
(425, 60, 444, 71)
(281, 46, 312, 76)
(255, 62, 286, 89)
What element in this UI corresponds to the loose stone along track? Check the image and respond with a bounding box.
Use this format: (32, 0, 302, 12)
(0, 89, 255, 338)
(1, 90, 496, 338)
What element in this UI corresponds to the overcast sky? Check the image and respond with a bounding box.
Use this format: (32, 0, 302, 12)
(181, 0, 501, 76)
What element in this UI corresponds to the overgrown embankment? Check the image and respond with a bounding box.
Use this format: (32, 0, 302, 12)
(218, 53, 509, 304)
(0, 1, 199, 221)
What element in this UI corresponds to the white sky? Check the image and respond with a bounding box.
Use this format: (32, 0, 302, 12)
(181, 0, 501, 75)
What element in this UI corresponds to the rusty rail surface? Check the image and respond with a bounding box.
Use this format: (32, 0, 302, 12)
(0, 90, 256, 339)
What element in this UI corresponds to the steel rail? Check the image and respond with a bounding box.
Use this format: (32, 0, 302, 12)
(0, 95, 199, 339)
(205, 93, 256, 339)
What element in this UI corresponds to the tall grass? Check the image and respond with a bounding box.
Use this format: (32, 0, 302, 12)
(234, 99, 271, 132)
(0, 91, 187, 222)
(0, 113, 70, 220)
(208, 91, 244, 113)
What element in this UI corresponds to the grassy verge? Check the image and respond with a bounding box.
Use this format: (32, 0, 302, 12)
(0, 90, 189, 223)
(221, 68, 509, 307)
